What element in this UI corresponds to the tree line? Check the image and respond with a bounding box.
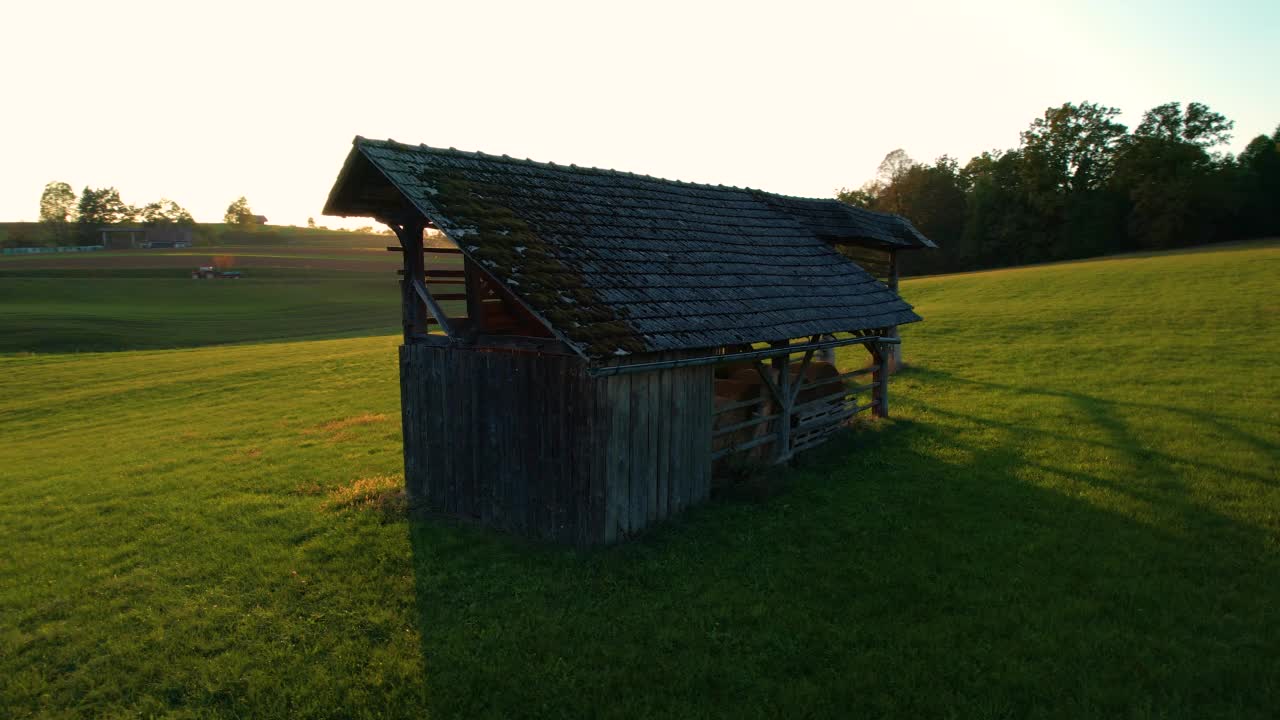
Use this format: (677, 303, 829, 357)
(33, 184, 264, 245)
(838, 101, 1280, 275)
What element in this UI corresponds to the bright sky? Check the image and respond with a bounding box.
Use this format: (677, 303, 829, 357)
(2, 0, 1276, 228)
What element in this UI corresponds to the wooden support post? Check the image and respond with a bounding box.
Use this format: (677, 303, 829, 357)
(391, 220, 427, 340)
(872, 341, 890, 418)
(771, 340, 792, 463)
(463, 258, 482, 329)
(788, 346, 817, 406)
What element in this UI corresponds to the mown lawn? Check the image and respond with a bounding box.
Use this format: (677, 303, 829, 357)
(1, 242, 1276, 718)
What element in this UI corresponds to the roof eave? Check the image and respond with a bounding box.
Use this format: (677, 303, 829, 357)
(326, 137, 595, 363)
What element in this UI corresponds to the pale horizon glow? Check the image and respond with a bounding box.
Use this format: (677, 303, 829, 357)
(2, 0, 1276, 230)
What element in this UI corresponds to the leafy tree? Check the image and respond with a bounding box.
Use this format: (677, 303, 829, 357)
(835, 101, 1272, 277)
(224, 197, 255, 225)
(306, 217, 317, 229)
(1113, 102, 1237, 248)
(1135, 101, 1234, 148)
(960, 150, 1039, 267)
(1021, 102, 1127, 194)
(834, 186, 876, 209)
(77, 187, 137, 227)
(1235, 131, 1280, 236)
(141, 199, 194, 226)
(870, 149, 918, 215)
(1016, 102, 1128, 259)
(882, 157, 967, 274)
(39, 182, 77, 223)
(38, 182, 77, 243)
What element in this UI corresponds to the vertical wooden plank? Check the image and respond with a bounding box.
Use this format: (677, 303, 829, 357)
(398, 346, 416, 498)
(432, 346, 452, 516)
(697, 365, 713, 504)
(527, 352, 547, 537)
(643, 369, 658, 526)
(605, 374, 631, 541)
(627, 372, 646, 535)
(546, 353, 564, 541)
(534, 351, 552, 540)
(580, 368, 596, 544)
(471, 348, 488, 520)
(427, 347, 443, 513)
(655, 361, 671, 521)
(499, 350, 516, 532)
(559, 357, 579, 545)
(683, 364, 697, 509)
(415, 347, 430, 505)
(421, 348, 434, 504)
(589, 369, 610, 544)
(670, 364, 689, 515)
(514, 351, 533, 536)
(564, 357, 581, 545)
(451, 348, 466, 520)
(488, 348, 504, 525)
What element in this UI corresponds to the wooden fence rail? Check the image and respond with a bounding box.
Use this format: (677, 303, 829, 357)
(710, 338, 893, 466)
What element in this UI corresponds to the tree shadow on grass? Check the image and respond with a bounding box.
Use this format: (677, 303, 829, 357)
(903, 366, 1278, 484)
(405, 409, 1280, 719)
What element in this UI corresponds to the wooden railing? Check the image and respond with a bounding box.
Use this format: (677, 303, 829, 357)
(710, 337, 892, 464)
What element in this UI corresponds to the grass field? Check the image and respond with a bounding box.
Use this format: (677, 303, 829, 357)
(0, 248, 461, 353)
(1, 242, 1277, 718)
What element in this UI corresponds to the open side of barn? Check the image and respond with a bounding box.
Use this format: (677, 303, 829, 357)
(324, 137, 933, 544)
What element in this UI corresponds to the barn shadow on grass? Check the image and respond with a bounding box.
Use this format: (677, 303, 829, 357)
(404, 400, 1280, 718)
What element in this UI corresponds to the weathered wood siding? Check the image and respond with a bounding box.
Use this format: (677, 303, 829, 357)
(399, 343, 712, 545)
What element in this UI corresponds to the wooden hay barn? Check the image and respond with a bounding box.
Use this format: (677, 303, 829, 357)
(324, 137, 934, 545)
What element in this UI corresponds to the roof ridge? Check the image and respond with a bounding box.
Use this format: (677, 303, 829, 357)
(355, 136, 843, 201)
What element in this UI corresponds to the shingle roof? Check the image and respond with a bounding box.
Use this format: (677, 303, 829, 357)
(324, 137, 929, 359)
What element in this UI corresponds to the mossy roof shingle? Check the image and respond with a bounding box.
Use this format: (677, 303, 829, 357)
(325, 137, 929, 358)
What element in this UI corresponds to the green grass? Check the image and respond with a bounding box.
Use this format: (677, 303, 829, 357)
(0, 269, 398, 352)
(1, 243, 1277, 718)
(0, 222, 392, 250)
(0, 264, 463, 353)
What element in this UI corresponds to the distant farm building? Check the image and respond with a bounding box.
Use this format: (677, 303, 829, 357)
(99, 225, 193, 249)
(250, 215, 268, 225)
(324, 137, 933, 544)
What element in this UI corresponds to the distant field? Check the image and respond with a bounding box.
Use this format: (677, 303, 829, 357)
(1, 242, 1277, 717)
(0, 221, 393, 250)
(0, 248, 462, 353)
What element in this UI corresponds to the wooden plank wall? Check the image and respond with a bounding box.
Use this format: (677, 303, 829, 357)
(400, 344, 713, 545)
(834, 245, 891, 280)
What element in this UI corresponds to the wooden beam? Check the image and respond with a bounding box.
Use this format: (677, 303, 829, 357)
(771, 340, 791, 463)
(412, 278, 453, 337)
(752, 360, 782, 404)
(788, 342, 818, 406)
(590, 334, 895, 378)
(710, 432, 777, 461)
(463, 259, 482, 325)
(871, 342, 890, 418)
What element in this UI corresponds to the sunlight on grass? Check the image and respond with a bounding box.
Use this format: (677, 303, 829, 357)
(1, 242, 1276, 717)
